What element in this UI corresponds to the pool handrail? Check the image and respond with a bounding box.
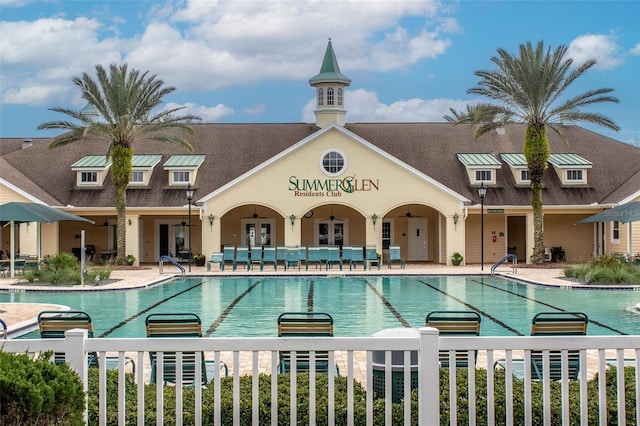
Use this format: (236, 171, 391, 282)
(158, 255, 185, 277)
(491, 254, 517, 275)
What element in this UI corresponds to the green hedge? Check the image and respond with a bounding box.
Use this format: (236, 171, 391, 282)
(87, 367, 637, 425)
(0, 351, 85, 426)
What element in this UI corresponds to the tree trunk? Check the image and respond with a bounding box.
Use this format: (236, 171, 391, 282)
(524, 125, 550, 263)
(111, 146, 133, 265)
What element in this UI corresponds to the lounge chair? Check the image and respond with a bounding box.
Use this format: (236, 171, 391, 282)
(146, 313, 227, 385)
(349, 245, 365, 270)
(206, 252, 224, 271)
(277, 312, 337, 374)
(276, 246, 287, 268)
(326, 246, 342, 270)
(341, 245, 352, 268)
(387, 245, 405, 269)
(38, 310, 99, 366)
(495, 312, 588, 381)
(365, 245, 381, 270)
(232, 246, 250, 271)
(285, 246, 305, 271)
(220, 245, 235, 271)
(260, 246, 277, 271)
(425, 310, 481, 368)
(250, 246, 263, 270)
(306, 246, 323, 270)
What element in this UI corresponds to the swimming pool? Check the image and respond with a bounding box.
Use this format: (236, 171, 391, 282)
(3, 275, 640, 338)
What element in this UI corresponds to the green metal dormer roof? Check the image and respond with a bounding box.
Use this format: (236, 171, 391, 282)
(309, 39, 351, 86)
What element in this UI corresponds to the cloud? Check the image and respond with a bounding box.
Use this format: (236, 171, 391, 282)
(164, 102, 234, 122)
(302, 88, 470, 123)
(244, 105, 266, 115)
(567, 34, 622, 70)
(630, 43, 640, 56)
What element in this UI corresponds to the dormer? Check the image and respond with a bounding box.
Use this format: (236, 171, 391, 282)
(500, 153, 530, 186)
(129, 155, 162, 187)
(548, 153, 592, 185)
(309, 39, 351, 128)
(456, 153, 501, 186)
(163, 155, 206, 186)
(71, 156, 112, 187)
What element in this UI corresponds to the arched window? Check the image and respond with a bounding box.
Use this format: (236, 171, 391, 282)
(327, 87, 334, 106)
(317, 88, 324, 107)
(337, 88, 343, 106)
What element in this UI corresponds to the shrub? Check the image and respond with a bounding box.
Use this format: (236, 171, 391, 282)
(37, 253, 81, 284)
(0, 351, 85, 425)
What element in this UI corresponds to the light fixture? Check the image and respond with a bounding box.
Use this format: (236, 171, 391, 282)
(208, 213, 214, 231)
(289, 214, 296, 229)
(128, 219, 132, 226)
(185, 184, 196, 272)
(371, 213, 378, 229)
(453, 212, 459, 229)
(477, 182, 487, 271)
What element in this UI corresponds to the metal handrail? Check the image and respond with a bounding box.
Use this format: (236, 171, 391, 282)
(491, 253, 517, 275)
(158, 255, 185, 277)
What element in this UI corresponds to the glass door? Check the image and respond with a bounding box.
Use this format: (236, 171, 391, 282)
(242, 220, 274, 247)
(316, 220, 346, 246)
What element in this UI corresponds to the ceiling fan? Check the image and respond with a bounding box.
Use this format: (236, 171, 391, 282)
(243, 205, 267, 219)
(398, 205, 421, 218)
(94, 217, 115, 227)
(173, 217, 197, 228)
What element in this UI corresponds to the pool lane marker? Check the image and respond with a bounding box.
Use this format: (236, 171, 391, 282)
(365, 280, 411, 328)
(476, 278, 627, 335)
(204, 280, 262, 336)
(307, 280, 314, 312)
(418, 279, 524, 336)
(99, 279, 204, 338)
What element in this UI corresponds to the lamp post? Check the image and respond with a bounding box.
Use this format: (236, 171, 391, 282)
(477, 182, 487, 271)
(185, 184, 196, 272)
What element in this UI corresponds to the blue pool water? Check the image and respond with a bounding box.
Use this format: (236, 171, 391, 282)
(2, 276, 639, 338)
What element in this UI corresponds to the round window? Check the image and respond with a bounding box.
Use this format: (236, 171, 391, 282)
(320, 150, 347, 176)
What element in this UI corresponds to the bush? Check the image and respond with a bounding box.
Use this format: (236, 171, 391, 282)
(0, 351, 85, 425)
(564, 260, 640, 285)
(37, 253, 81, 284)
(86, 367, 638, 425)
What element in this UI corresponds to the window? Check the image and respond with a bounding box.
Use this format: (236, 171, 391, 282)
(80, 171, 97, 183)
(320, 150, 346, 176)
(130, 171, 144, 183)
(317, 88, 323, 106)
(382, 221, 391, 250)
(475, 170, 492, 182)
(173, 171, 190, 183)
(337, 88, 343, 106)
(520, 169, 530, 182)
(566, 169, 584, 182)
(327, 87, 334, 106)
(612, 221, 620, 242)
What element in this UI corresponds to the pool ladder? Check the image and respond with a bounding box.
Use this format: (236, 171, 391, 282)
(491, 254, 517, 276)
(158, 255, 185, 277)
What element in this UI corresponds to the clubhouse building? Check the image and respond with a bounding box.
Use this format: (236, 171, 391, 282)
(1, 41, 639, 266)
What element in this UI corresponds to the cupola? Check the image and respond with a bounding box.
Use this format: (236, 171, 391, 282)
(309, 39, 351, 128)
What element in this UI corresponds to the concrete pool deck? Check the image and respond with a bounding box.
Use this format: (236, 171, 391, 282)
(0, 262, 576, 337)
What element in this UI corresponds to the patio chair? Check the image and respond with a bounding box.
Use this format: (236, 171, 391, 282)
(285, 246, 304, 271)
(425, 310, 481, 368)
(530, 312, 588, 381)
(305, 246, 323, 270)
(495, 311, 588, 381)
(250, 246, 263, 270)
(260, 246, 277, 271)
(387, 245, 405, 269)
(146, 313, 227, 386)
(220, 245, 235, 271)
(206, 252, 224, 271)
(38, 310, 98, 367)
(365, 245, 381, 270)
(277, 312, 337, 374)
(349, 245, 365, 270)
(341, 245, 352, 267)
(276, 246, 288, 267)
(326, 246, 342, 270)
(232, 246, 250, 271)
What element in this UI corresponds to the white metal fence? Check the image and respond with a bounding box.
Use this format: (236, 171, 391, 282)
(2, 328, 639, 425)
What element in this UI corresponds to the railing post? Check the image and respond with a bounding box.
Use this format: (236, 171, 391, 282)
(65, 328, 88, 424)
(419, 326, 440, 425)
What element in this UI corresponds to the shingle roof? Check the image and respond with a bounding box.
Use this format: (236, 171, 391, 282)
(1, 123, 639, 209)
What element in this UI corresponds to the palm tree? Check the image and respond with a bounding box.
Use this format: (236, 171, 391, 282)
(444, 41, 619, 263)
(39, 64, 200, 265)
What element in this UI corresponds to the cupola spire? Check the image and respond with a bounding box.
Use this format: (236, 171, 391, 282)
(309, 39, 351, 127)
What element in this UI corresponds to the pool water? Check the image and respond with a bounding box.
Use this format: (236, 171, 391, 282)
(3, 276, 640, 338)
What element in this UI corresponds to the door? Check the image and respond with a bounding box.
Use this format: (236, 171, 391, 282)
(316, 220, 346, 247)
(408, 218, 427, 261)
(242, 220, 274, 247)
(159, 224, 169, 257)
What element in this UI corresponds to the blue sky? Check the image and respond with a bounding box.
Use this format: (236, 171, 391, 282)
(1, 0, 639, 145)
